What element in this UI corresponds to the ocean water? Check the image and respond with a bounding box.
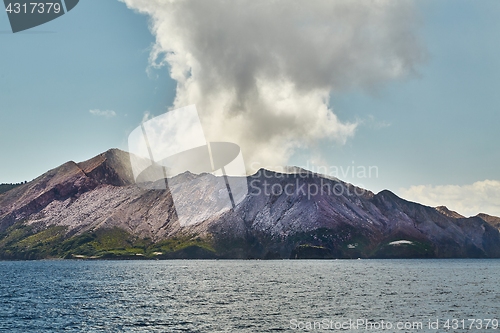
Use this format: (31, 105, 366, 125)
(0, 260, 499, 332)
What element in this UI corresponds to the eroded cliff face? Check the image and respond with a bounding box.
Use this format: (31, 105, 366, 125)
(476, 213, 500, 230)
(0, 149, 499, 259)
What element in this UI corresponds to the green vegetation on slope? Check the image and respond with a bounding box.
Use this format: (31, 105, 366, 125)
(0, 224, 216, 260)
(0, 223, 66, 259)
(0, 223, 437, 260)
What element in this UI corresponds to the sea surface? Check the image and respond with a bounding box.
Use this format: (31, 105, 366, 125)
(0, 260, 499, 332)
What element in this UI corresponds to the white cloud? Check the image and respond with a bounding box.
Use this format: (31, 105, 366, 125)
(121, 0, 425, 171)
(89, 109, 117, 118)
(399, 180, 500, 217)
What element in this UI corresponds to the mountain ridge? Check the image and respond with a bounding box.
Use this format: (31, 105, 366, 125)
(0, 148, 499, 260)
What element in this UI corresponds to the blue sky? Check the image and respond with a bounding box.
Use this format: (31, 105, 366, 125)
(0, 0, 176, 182)
(0, 0, 499, 216)
(323, 0, 500, 188)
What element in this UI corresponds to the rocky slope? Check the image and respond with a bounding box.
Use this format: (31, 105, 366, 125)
(0, 149, 499, 259)
(476, 213, 500, 230)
